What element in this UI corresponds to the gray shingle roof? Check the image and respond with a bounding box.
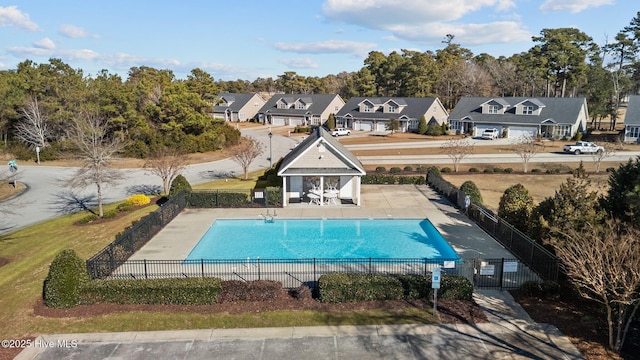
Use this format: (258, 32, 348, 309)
(213, 93, 262, 112)
(448, 97, 586, 125)
(277, 127, 365, 176)
(624, 95, 640, 126)
(336, 97, 438, 120)
(258, 94, 343, 116)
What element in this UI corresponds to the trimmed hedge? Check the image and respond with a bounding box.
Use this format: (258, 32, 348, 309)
(361, 174, 426, 185)
(43, 249, 90, 308)
(318, 273, 473, 303)
(81, 277, 223, 305)
(188, 192, 250, 207)
(318, 273, 404, 303)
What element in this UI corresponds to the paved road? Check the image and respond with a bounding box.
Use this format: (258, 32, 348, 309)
(0, 127, 298, 235)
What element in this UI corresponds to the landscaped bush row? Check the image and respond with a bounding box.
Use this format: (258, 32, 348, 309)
(374, 166, 428, 173)
(188, 191, 251, 207)
(361, 174, 426, 185)
(318, 273, 473, 303)
(81, 277, 224, 305)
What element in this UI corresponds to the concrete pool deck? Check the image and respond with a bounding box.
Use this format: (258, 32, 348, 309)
(130, 184, 514, 261)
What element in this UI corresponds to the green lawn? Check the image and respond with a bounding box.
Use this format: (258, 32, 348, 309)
(0, 177, 438, 339)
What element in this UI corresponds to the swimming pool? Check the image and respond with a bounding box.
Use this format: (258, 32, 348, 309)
(185, 218, 459, 260)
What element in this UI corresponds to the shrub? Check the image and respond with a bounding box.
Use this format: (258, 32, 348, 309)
(393, 274, 431, 299)
(389, 167, 402, 173)
(439, 275, 473, 300)
(116, 202, 134, 212)
(126, 194, 151, 206)
(375, 166, 387, 173)
(493, 167, 503, 173)
(78, 213, 99, 224)
(403, 166, 413, 172)
(468, 167, 479, 172)
(102, 209, 119, 219)
(504, 168, 514, 173)
(416, 165, 428, 173)
(217, 280, 282, 303)
(460, 180, 483, 205)
(81, 277, 223, 305)
(440, 167, 452, 173)
(483, 168, 492, 173)
(318, 273, 404, 303)
(169, 174, 192, 197)
(43, 249, 89, 308)
(289, 285, 313, 300)
(531, 168, 541, 173)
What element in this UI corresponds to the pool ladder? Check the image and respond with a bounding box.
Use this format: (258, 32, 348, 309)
(260, 208, 277, 223)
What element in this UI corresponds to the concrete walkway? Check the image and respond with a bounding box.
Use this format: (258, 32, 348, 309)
(17, 289, 583, 359)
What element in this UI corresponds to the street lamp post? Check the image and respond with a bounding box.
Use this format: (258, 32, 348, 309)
(268, 131, 273, 168)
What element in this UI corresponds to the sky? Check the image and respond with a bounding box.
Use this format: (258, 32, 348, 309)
(0, 1, 637, 81)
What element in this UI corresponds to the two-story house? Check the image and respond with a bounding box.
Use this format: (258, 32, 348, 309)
(448, 97, 588, 139)
(257, 94, 345, 127)
(212, 93, 266, 122)
(334, 97, 448, 133)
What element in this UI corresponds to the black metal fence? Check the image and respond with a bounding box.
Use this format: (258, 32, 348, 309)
(86, 257, 554, 290)
(426, 169, 559, 282)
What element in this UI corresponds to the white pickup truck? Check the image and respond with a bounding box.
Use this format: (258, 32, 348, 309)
(563, 141, 604, 154)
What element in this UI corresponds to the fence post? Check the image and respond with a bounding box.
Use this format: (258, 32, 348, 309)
(499, 258, 504, 290)
(313, 258, 317, 287)
(368, 258, 372, 273)
(201, 259, 204, 277)
(144, 259, 148, 279)
(257, 257, 261, 280)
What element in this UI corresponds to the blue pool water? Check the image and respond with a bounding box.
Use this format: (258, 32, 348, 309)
(185, 219, 459, 260)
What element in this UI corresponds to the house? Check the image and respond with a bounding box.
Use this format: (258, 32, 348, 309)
(277, 127, 366, 207)
(257, 94, 345, 127)
(213, 93, 266, 122)
(447, 97, 589, 139)
(335, 97, 448, 133)
(623, 95, 640, 143)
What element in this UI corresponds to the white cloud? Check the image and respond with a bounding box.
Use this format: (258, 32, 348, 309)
(59, 24, 98, 38)
(0, 5, 39, 31)
(0, 62, 6, 69)
(322, 0, 515, 27)
(321, 0, 529, 47)
(274, 40, 377, 57)
(279, 57, 319, 69)
(540, 0, 614, 13)
(34, 37, 55, 50)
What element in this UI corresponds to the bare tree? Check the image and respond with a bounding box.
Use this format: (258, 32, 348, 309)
(511, 134, 539, 173)
(144, 148, 188, 194)
(67, 113, 124, 217)
(440, 138, 473, 172)
(231, 136, 264, 180)
(553, 220, 640, 353)
(591, 143, 615, 172)
(15, 97, 52, 164)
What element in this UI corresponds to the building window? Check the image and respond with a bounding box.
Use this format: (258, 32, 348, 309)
(335, 105, 339, 111)
(488, 105, 499, 114)
(627, 127, 640, 138)
(364, 105, 371, 112)
(279, 103, 287, 109)
(239, 113, 246, 120)
(523, 106, 534, 115)
(388, 105, 396, 113)
(298, 103, 305, 109)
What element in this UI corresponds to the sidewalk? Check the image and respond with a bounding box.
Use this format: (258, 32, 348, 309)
(17, 289, 583, 360)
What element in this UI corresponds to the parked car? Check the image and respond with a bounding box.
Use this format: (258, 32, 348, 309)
(563, 141, 604, 154)
(331, 128, 351, 137)
(481, 128, 499, 140)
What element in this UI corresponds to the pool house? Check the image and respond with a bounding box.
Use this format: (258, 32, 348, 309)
(277, 127, 366, 207)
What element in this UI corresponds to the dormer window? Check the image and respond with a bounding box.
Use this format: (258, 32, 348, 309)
(523, 105, 534, 115)
(364, 105, 371, 112)
(488, 105, 500, 114)
(279, 102, 288, 109)
(298, 103, 305, 109)
(388, 105, 396, 113)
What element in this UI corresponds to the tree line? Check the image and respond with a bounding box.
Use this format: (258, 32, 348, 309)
(1, 12, 640, 160)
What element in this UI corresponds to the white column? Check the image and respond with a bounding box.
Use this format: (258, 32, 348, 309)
(356, 176, 361, 206)
(282, 177, 288, 207)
